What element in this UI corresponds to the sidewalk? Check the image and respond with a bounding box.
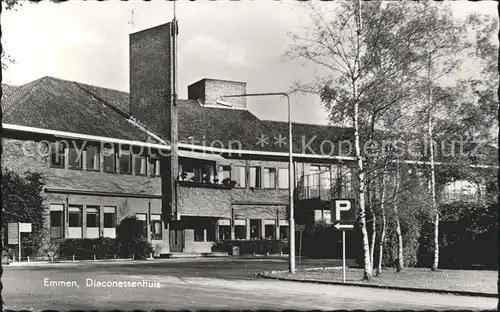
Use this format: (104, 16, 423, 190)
(259, 267, 498, 298)
(2, 254, 290, 267)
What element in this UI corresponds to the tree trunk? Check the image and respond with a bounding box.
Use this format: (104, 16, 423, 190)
(355, 104, 372, 281)
(427, 53, 439, 272)
(393, 163, 404, 272)
(369, 180, 376, 271)
(353, 0, 372, 281)
(376, 170, 387, 277)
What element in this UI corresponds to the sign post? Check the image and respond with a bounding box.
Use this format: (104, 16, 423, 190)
(342, 230, 346, 283)
(8, 222, 32, 262)
(18, 222, 21, 262)
(332, 199, 356, 284)
(296, 224, 306, 270)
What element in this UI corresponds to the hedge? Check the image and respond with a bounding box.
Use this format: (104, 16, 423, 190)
(56, 237, 152, 260)
(213, 240, 289, 255)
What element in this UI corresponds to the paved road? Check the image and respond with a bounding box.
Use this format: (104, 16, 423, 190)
(2, 257, 496, 311)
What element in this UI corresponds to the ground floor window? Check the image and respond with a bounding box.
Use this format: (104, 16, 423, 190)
(86, 206, 99, 227)
(136, 213, 148, 238)
(279, 226, 289, 240)
(86, 206, 100, 239)
(265, 224, 275, 239)
(103, 207, 117, 238)
(50, 204, 64, 239)
(68, 206, 82, 227)
(250, 219, 261, 239)
(151, 214, 162, 240)
(194, 226, 204, 242)
(234, 221, 246, 240)
(68, 205, 83, 238)
(218, 225, 231, 240)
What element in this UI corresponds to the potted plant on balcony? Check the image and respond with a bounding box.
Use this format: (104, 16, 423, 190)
(202, 175, 212, 184)
(222, 178, 237, 189)
(179, 171, 187, 181)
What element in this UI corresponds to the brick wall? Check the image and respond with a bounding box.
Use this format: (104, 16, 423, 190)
(177, 185, 232, 218)
(187, 79, 246, 108)
(2, 138, 162, 195)
(232, 205, 287, 219)
(129, 23, 173, 139)
(2, 136, 166, 249)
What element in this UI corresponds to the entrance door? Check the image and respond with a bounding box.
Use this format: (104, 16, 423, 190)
(169, 226, 184, 252)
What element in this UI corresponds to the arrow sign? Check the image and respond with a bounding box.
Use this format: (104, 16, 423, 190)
(334, 223, 354, 231)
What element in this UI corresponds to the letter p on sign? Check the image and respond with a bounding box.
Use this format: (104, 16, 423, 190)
(332, 199, 356, 222)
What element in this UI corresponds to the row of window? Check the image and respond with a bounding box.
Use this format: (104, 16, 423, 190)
(179, 159, 290, 189)
(50, 142, 161, 176)
(49, 204, 162, 240)
(223, 166, 289, 189)
(218, 219, 289, 240)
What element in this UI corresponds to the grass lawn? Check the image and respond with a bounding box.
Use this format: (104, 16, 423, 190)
(269, 267, 498, 295)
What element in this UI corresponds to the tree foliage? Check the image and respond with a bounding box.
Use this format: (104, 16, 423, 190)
(1, 170, 46, 257)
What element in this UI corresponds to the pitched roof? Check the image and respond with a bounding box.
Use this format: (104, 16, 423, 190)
(2, 76, 355, 157)
(2, 77, 152, 142)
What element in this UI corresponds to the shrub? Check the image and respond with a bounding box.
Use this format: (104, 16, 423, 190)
(116, 215, 153, 260)
(38, 241, 61, 260)
(58, 238, 119, 260)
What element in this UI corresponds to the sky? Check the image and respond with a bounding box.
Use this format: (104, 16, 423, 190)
(2, 1, 497, 125)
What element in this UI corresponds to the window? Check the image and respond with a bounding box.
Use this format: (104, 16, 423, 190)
(218, 225, 231, 240)
(194, 226, 204, 242)
(103, 206, 116, 238)
(340, 166, 353, 197)
(136, 213, 148, 238)
(232, 166, 246, 187)
(218, 166, 231, 183)
(119, 147, 132, 174)
(103, 207, 116, 228)
(68, 206, 82, 227)
(179, 160, 215, 183)
(263, 168, 276, 189)
(134, 155, 147, 175)
(68, 147, 82, 169)
(235, 224, 246, 240)
(50, 142, 65, 168)
(265, 224, 275, 239)
(250, 219, 261, 239)
(278, 168, 289, 189)
(150, 158, 160, 177)
(103, 145, 116, 173)
(86, 206, 99, 228)
(279, 226, 289, 240)
(86, 206, 99, 239)
(249, 167, 261, 188)
(50, 204, 64, 239)
(86, 144, 100, 171)
(151, 214, 162, 240)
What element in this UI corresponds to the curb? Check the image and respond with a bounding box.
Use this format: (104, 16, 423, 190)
(3, 258, 159, 267)
(258, 271, 498, 298)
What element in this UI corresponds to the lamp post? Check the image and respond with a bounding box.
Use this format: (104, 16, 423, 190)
(221, 92, 295, 273)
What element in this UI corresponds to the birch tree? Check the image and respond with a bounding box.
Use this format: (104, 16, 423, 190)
(376, 168, 387, 276)
(286, 1, 427, 280)
(398, 2, 494, 271)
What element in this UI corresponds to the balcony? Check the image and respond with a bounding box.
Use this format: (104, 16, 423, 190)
(296, 171, 355, 201)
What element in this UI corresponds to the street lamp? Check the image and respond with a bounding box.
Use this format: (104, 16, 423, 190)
(220, 92, 295, 273)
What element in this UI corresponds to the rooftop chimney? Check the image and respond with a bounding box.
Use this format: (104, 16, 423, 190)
(129, 22, 176, 139)
(187, 78, 247, 109)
